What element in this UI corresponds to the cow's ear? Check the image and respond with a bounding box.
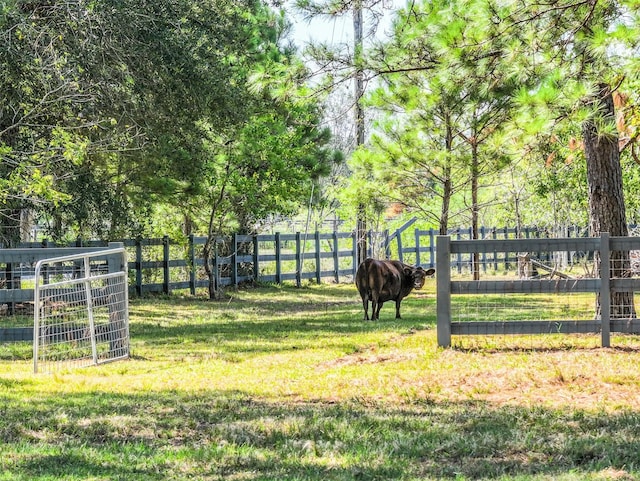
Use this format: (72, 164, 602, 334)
(425, 268, 435, 276)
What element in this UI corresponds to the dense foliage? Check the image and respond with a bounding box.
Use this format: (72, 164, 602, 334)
(0, 0, 336, 245)
(4, 0, 640, 249)
(299, 0, 640, 236)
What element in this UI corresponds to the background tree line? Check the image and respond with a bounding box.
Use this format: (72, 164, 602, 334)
(0, 0, 338, 243)
(298, 0, 640, 240)
(4, 0, 640, 298)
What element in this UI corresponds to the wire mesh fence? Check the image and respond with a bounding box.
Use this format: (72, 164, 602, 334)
(436, 234, 640, 348)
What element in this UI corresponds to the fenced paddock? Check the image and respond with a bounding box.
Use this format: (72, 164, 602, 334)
(7, 224, 597, 298)
(33, 247, 130, 373)
(436, 233, 640, 348)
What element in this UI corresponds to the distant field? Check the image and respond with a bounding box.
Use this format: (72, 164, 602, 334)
(1, 281, 640, 480)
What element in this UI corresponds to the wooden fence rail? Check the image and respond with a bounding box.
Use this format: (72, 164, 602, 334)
(1, 225, 591, 300)
(0, 243, 123, 306)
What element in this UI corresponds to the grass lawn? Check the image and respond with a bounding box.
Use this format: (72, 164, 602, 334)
(1, 281, 640, 480)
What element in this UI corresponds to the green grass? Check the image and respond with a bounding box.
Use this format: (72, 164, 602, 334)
(1, 282, 640, 480)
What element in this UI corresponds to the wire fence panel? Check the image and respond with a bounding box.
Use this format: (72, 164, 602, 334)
(436, 234, 640, 348)
(33, 248, 129, 373)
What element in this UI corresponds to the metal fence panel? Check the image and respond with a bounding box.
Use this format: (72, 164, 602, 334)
(33, 248, 129, 373)
(436, 234, 640, 348)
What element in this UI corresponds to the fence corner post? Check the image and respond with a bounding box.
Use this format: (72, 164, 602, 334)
(600, 232, 610, 348)
(135, 238, 142, 297)
(383, 229, 390, 259)
(275, 232, 282, 284)
(351, 231, 358, 278)
(436, 235, 452, 348)
(232, 233, 239, 288)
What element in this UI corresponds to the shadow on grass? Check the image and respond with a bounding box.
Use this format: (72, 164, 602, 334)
(127, 286, 437, 356)
(2, 389, 639, 480)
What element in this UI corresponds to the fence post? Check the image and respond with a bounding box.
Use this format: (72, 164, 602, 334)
(456, 229, 462, 273)
(415, 229, 421, 267)
(333, 231, 340, 283)
(5, 261, 15, 315)
(275, 232, 282, 284)
(163, 235, 170, 295)
(315, 231, 321, 284)
(295, 232, 302, 287)
(429, 229, 435, 268)
(253, 235, 260, 284)
(189, 234, 196, 296)
(384, 229, 390, 259)
(480, 226, 487, 272)
(396, 229, 404, 263)
(107, 242, 127, 355)
(436, 235, 451, 348)
(232, 233, 238, 288)
(492, 228, 498, 270)
(41, 239, 50, 287)
(600, 232, 611, 348)
(500, 226, 507, 269)
(135, 238, 142, 296)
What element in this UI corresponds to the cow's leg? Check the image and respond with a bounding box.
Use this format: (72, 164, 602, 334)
(374, 300, 383, 320)
(362, 294, 370, 320)
(365, 290, 378, 321)
(395, 299, 402, 319)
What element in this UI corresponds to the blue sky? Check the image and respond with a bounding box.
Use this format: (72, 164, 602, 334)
(286, 1, 403, 47)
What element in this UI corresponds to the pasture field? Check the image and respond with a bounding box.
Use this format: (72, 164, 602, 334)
(1, 281, 640, 480)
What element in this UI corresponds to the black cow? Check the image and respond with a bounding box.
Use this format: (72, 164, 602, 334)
(355, 258, 435, 320)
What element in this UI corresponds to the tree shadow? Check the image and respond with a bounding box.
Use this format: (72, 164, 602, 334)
(3, 389, 639, 480)
(127, 286, 437, 357)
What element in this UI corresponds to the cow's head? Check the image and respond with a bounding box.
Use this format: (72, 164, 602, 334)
(403, 266, 435, 290)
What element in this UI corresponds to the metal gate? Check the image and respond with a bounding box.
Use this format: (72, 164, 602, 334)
(33, 247, 130, 373)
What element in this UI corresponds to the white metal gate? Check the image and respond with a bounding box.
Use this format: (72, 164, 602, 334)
(33, 247, 130, 373)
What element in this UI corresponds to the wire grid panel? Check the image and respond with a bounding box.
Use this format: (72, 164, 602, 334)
(33, 249, 129, 373)
(450, 249, 601, 324)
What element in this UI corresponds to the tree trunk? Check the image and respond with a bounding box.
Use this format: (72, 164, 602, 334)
(0, 208, 22, 247)
(354, 0, 367, 267)
(439, 113, 453, 236)
(202, 238, 219, 300)
(471, 141, 480, 281)
(440, 176, 452, 236)
(583, 82, 635, 318)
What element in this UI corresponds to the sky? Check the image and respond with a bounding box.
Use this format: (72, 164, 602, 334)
(288, 9, 354, 46)
(285, 1, 404, 48)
